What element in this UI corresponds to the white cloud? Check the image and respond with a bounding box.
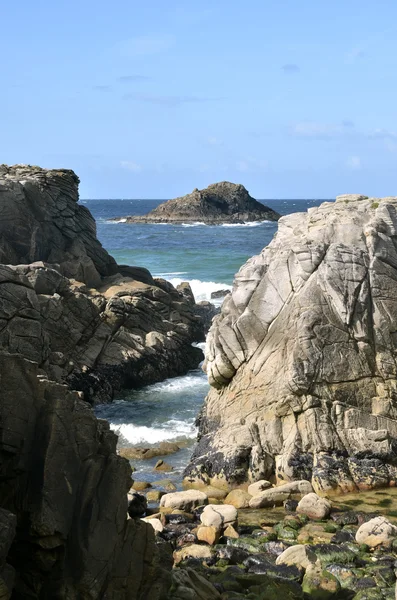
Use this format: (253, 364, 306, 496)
(115, 35, 175, 57)
(346, 156, 361, 170)
(120, 161, 142, 173)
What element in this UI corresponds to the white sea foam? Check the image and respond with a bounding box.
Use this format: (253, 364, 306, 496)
(111, 419, 196, 445)
(181, 222, 207, 227)
(222, 220, 271, 227)
(168, 277, 232, 303)
(143, 373, 208, 394)
(106, 218, 127, 224)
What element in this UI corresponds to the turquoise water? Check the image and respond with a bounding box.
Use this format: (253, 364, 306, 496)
(90, 198, 327, 482)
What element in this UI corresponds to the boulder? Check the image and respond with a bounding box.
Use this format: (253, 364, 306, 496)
(185, 194, 397, 493)
(248, 480, 272, 496)
(302, 564, 341, 599)
(173, 544, 212, 565)
(197, 526, 220, 545)
(119, 442, 181, 460)
(132, 481, 151, 491)
(154, 459, 174, 472)
(296, 493, 332, 520)
(160, 490, 208, 512)
(128, 492, 147, 518)
(224, 524, 239, 538)
(355, 516, 397, 548)
(224, 489, 252, 508)
(146, 490, 165, 503)
(249, 481, 313, 508)
(276, 545, 317, 570)
(141, 517, 164, 534)
(200, 504, 238, 529)
(120, 181, 280, 225)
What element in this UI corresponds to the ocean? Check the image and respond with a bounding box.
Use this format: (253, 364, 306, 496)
(90, 198, 327, 487)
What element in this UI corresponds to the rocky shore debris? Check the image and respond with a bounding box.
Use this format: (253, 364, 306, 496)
(131, 481, 397, 599)
(116, 181, 281, 225)
(186, 193, 397, 494)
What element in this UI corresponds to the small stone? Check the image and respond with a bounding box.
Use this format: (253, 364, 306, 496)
(296, 493, 332, 520)
(200, 504, 238, 529)
(154, 459, 173, 472)
(173, 544, 212, 565)
(224, 489, 252, 509)
(276, 544, 317, 570)
(223, 524, 239, 538)
(302, 564, 341, 599)
(249, 480, 313, 509)
(141, 517, 163, 533)
(146, 490, 165, 502)
(197, 526, 220, 545)
(355, 516, 397, 548)
(131, 481, 151, 491)
(247, 480, 272, 496)
(152, 479, 177, 492)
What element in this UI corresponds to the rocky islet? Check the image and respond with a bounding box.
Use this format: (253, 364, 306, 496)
(117, 181, 281, 225)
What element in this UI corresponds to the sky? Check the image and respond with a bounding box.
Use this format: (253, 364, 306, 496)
(2, 0, 397, 198)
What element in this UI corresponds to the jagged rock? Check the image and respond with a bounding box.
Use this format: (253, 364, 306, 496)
(0, 352, 165, 599)
(296, 493, 332, 520)
(120, 182, 280, 224)
(185, 194, 397, 493)
(120, 442, 182, 460)
(0, 164, 117, 286)
(168, 567, 221, 599)
(211, 289, 231, 299)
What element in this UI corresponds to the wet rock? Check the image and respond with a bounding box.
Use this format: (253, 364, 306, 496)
(176, 532, 197, 547)
(200, 504, 238, 529)
(236, 573, 304, 599)
(284, 499, 299, 512)
(296, 493, 332, 520)
(244, 554, 302, 581)
(302, 564, 341, 599)
(128, 492, 147, 518)
(153, 479, 177, 492)
(160, 490, 208, 512)
(263, 541, 289, 557)
(154, 459, 174, 472)
(276, 544, 317, 570)
(173, 544, 212, 565)
(131, 481, 151, 491)
(120, 442, 181, 460)
(168, 566, 221, 599)
(165, 513, 193, 525)
(331, 510, 359, 526)
(146, 490, 165, 503)
(211, 289, 231, 299)
(216, 545, 250, 565)
(355, 516, 397, 548)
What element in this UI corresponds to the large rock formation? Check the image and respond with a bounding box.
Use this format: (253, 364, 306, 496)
(0, 165, 206, 403)
(0, 352, 168, 599)
(120, 182, 280, 224)
(0, 164, 118, 288)
(185, 194, 397, 494)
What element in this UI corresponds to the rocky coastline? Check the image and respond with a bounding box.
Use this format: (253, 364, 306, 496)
(185, 194, 397, 496)
(0, 165, 213, 598)
(116, 181, 281, 225)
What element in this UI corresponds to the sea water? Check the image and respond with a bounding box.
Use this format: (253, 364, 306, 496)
(91, 198, 327, 485)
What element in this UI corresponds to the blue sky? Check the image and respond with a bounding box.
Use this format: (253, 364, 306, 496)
(2, 1, 397, 198)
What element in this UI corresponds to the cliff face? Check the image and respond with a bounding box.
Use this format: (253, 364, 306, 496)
(0, 352, 167, 599)
(122, 181, 280, 224)
(0, 166, 205, 404)
(185, 195, 397, 494)
(0, 165, 117, 288)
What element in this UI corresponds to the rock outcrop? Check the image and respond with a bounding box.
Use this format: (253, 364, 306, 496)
(0, 166, 206, 403)
(0, 352, 168, 599)
(185, 194, 397, 493)
(120, 182, 280, 224)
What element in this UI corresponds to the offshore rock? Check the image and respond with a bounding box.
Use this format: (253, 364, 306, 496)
(120, 181, 280, 224)
(0, 352, 166, 599)
(185, 194, 397, 493)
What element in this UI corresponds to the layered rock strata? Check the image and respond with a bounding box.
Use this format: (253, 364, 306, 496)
(185, 194, 397, 493)
(0, 166, 206, 403)
(120, 181, 280, 224)
(0, 352, 167, 599)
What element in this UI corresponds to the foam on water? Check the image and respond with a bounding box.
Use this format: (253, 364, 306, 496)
(167, 277, 232, 302)
(111, 419, 196, 445)
(222, 220, 271, 227)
